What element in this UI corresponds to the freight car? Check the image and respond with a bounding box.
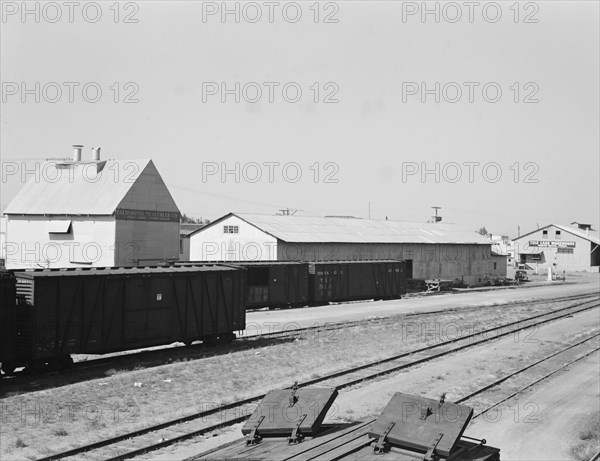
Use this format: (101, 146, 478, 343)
(196, 387, 500, 460)
(308, 260, 406, 306)
(177, 261, 310, 309)
(238, 261, 309, 309)
(0, 264, 246, 374)
(178, 260, 407, 309)
(0, 271, 18, 374)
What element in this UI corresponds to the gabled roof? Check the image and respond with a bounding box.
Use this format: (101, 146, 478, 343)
(514, 224, 600, 245)
(191, 212, 491, 245)
(4, 159, 159, 215)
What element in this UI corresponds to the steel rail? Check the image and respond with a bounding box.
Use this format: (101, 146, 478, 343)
(37, 296, 599, 461)
(14, 291, 598, 379)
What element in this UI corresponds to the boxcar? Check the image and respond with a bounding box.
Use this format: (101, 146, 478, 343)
(308, 260, 406, 306)
(239, 261, 309, 309)
(176, 261, 310, 309)
(0, 271, 18, 374)
(11, 264, 246, 370)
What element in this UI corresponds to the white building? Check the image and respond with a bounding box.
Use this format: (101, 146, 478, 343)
(4, 146, 180, 269)
(513, 222, 599, 272)
(187, 212, 505, 285)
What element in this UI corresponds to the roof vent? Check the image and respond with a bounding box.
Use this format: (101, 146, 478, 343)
(72, 145, 83, 162)
(92, 147, 101, 161)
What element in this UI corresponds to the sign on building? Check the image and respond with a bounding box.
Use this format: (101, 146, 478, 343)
(529, 240, 576, 248)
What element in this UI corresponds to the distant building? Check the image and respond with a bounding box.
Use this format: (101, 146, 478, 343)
(4, 146, 180, 269)
(179, 223, 204, 261)
(512, 222, 599, 272)
(187, 212, 505, 285)
(488, 234, 515, 267)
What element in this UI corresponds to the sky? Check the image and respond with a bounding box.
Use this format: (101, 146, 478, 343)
(1, 0, 598, 238)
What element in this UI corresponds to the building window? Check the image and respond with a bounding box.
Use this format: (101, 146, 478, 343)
(555, 230, 561, 239)
(557, 247, 574, 254)
(223, 225, 239, 234)
(179, 238, 183, 254)
(542, 230, 548, 237)
(493, 262, 497, 270)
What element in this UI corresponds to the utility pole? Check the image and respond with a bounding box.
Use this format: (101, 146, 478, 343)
(278, 208, 296, 216)
(431, 206, 442, 223)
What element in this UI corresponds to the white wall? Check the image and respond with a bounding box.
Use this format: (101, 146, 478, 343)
(5, 215, 116, 269)
(189, 215, 277, 261)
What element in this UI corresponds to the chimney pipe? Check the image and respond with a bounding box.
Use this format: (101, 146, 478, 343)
(72, 145, 83, 162)
(92, 147, 101, 161)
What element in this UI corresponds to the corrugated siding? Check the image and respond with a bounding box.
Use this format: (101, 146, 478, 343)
(4, 159, 150, 215)
(235, 213, 491, 245)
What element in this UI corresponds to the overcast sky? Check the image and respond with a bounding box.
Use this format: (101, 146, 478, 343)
(1, 1, 598, 237)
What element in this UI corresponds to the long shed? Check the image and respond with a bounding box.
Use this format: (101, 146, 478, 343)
(187, 213, 504, 285)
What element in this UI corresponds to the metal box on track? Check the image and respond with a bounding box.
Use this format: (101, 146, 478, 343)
(12, 264, 246, 361)
(308, 260, 406, 305)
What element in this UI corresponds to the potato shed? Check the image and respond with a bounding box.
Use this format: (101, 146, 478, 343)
(187, 212, 506, 285)
(4, 146, 180, 269)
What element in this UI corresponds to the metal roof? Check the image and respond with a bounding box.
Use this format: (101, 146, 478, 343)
(4, 159, 151, 215)
(514, 223, 600, 245)
(13, 264, 239, 278)
(198, 213, 491, 245)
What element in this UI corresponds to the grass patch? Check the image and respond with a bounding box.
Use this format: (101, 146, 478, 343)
(569, 413, 600, 460)
(2, 293, 598, 460)
(52, 428, 68, 437)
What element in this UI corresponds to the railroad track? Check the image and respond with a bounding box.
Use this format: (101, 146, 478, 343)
(39, 295, 600, 461)
(8, 290, 598, 382)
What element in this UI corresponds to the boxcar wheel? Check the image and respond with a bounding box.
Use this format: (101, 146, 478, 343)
(1, 361, 17, 375)
(203, 335, 218, 347)
(59, 355, 74, 370)
(218, 333, 236, 344)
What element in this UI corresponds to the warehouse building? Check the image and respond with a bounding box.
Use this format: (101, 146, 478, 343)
(4, 146, 180, 269)
(513, 222, 600, 272)
(187, 212, 505, 285)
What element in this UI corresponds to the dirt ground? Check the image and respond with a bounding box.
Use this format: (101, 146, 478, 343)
(469, 353, 600, 460)
(243, 273, 599, 335)
(145, 304, 600, 461)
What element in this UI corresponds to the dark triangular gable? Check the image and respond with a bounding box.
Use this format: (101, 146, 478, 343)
(116, 160, 180, 213)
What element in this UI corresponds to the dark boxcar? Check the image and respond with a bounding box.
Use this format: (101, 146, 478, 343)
(0, 271, 17, 374)
(12, 264, 246, 367)
(176, 261, 310, 309)
(240, 261, 309, 309)
(308, 260, 406, 305)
